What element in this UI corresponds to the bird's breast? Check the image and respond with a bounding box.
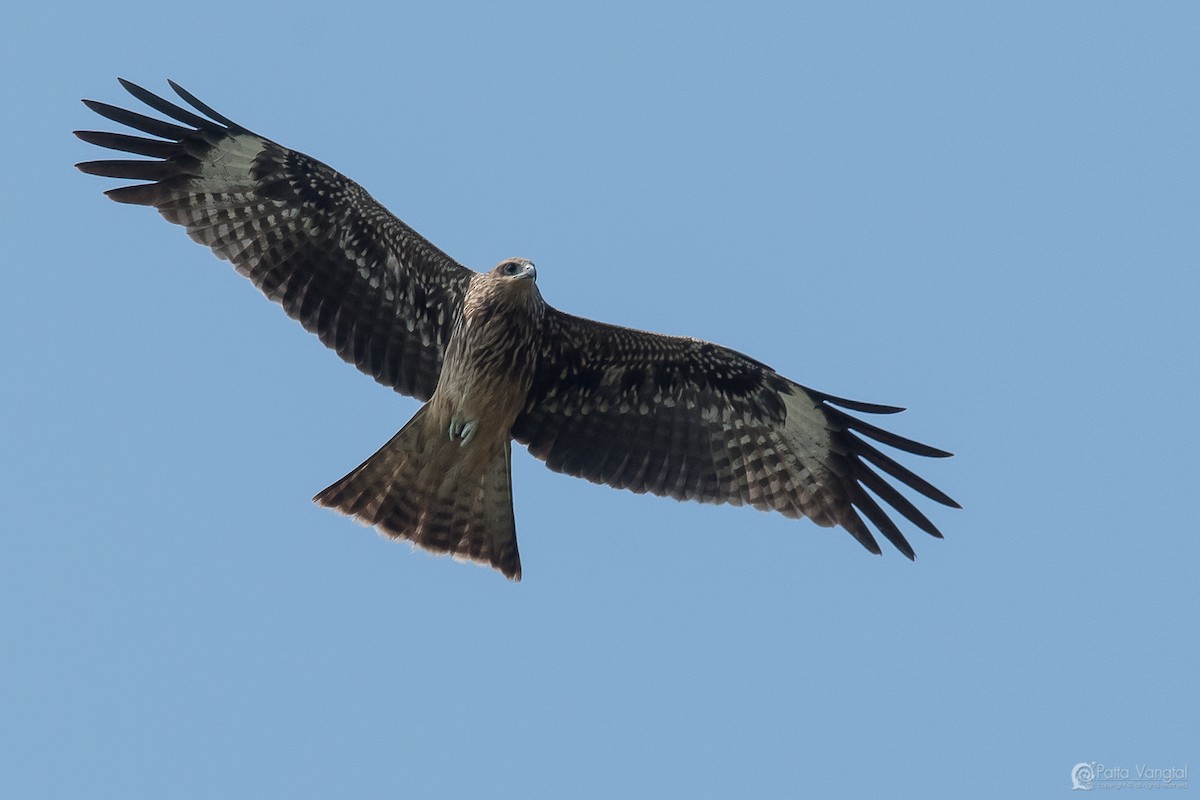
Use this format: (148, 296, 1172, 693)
(432, 304, 541, 441)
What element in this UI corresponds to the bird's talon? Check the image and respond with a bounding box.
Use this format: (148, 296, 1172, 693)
(449, 415, 478, 445)
(459, 420, 477, 446)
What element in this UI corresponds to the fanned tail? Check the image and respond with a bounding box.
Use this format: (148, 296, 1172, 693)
(314, 405, 522, 580)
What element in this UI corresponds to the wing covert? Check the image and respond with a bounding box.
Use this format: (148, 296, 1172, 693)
(76, 79, 473, 401)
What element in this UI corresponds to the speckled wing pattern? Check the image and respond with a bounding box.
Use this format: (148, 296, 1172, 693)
(513, 310, 959, 558)
(75, 79, 472, 401)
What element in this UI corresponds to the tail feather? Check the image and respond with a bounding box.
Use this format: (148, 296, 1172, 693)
(314, 405, 522, 580)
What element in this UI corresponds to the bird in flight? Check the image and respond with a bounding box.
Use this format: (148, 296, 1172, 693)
(76, 79, 958, 581)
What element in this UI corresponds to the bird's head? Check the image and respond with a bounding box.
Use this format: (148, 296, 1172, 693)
(490, 257, 537, 283)
(465, 257, 544, 321)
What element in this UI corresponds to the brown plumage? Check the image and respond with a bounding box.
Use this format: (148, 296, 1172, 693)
(76, 79, 959, 581)
(314, 260, 542, 578)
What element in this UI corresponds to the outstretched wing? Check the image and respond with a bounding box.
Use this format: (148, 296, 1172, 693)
(512, 309, 959, 558)
(76, 79, 473, 401)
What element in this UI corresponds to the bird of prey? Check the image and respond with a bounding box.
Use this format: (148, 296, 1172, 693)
(76, 79, 958, 581)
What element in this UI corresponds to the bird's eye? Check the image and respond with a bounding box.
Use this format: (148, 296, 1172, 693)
(504, 262, 519, 275)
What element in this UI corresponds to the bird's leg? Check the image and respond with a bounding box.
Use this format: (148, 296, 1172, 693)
(448, 413, 478, 447)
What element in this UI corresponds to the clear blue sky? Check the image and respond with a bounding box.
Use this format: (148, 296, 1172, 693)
(4, 2, 1197, 797)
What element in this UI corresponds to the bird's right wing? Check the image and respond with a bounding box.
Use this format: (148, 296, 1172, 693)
(512, 308, 958, 558)
(76, 79, 474, 401)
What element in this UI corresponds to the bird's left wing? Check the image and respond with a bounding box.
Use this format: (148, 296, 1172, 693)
(76, 79, 473, 401)
(511, 308, 958, 558)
